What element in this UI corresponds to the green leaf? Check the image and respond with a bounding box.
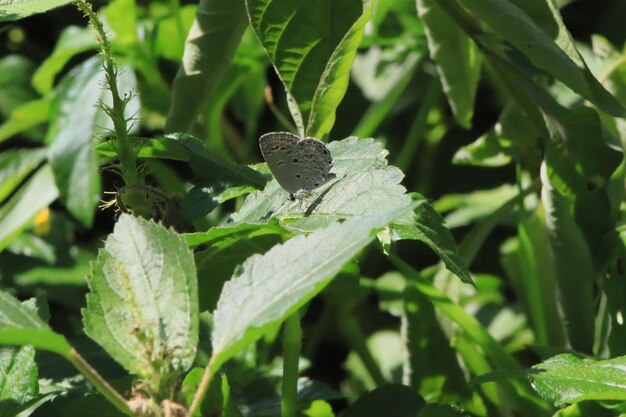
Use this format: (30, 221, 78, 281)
(47, 56, 138, 227)
(392, 197, 473, 284)
(0, 165, 59, 253)
(232, 137, 411, 232)
(194, 225, 284, 311)
(184, 222, 287, 248)
(95, 136, 190, 161)
(453, 103, 541, 167)
(0, 0, 74, 21)
(0, 292, 71, 355)
(500, 210, 565, 347)
(0, 148, 46, 204)
(392, 257, 552, 416)
(104, 0, 137, 46)
(82, 214, 198, 378)
(32, 26, 97, 94)
(460, 0, 626, 117)
(12, 247, 94, 310)
(417, 0, 480, 128)
(345, 331, 403, 389)
(210, 206, 414, 371)
(339, 384, 425, 417)
(305, 0, 376, 138)
(246, 0, 372, 137)
(0, 345, 38, 416)
(528, 354, 626, 405)
(169, 133, 267, 187)
(540, 165, 596, 354)
(0, 98, 50, 145)
(305, 400, 335, 417)
(165, 0, 248, 132)
(0, 55, 37, 116)
(434, 184, 518, 229)
(155, 5, 197, 61)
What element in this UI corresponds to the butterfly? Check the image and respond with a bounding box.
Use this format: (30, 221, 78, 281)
(259, 132, 336, 201)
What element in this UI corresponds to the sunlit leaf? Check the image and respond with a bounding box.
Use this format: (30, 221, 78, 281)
(0, 0, 75, 21)
(82, 214, 198, 378)
(0, 292, 71, 355)
(528, 354, 626, 405)
(210, 206, 414, 371)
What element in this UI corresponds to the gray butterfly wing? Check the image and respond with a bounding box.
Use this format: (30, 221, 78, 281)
(259, 132, 335, 197)
(259, 132, 303, 194)
(292, 138, 335, 193)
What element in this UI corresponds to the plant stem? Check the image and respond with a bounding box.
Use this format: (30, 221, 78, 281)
(338, 314, 386, 386)
(281, 313, 302, 417)
(76, 0, 138, 187)
(67, 348, 133, 416)
(189, 357, 216, 417)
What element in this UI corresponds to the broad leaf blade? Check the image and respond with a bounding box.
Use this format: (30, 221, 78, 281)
(392, 197, 473, 284)
(0, 292, 71, 355)
(82, 214, 198, 378)
(417, 0, 480, 129)
(170, 133, 267, 187)
(246, 0, 368, 136)
(0, 0, 74, 21)
(0, 345, 38, 417)
(306, 0, 376, 138)
(232, 137, 410, 231)
(528, 354, 626, 405)
(165, 0, 248, 132)
(211, 206, 414, 371)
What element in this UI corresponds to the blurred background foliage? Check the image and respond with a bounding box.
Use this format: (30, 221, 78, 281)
(1, 0, 626, 416)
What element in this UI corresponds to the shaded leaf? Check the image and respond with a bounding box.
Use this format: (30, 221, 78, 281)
(170, 133, 267, 188)
(165, 0, 248, 132)
(392, 197, 473, 284)
(417, 0, 480, 128)
(0, 292, 71, 355)
(462, 0, 625, 116)
(339, 384, 425, 417)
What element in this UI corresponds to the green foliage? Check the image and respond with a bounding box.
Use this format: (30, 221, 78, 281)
(82, 214, 198, 386)
(1, 0, 626, 416)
